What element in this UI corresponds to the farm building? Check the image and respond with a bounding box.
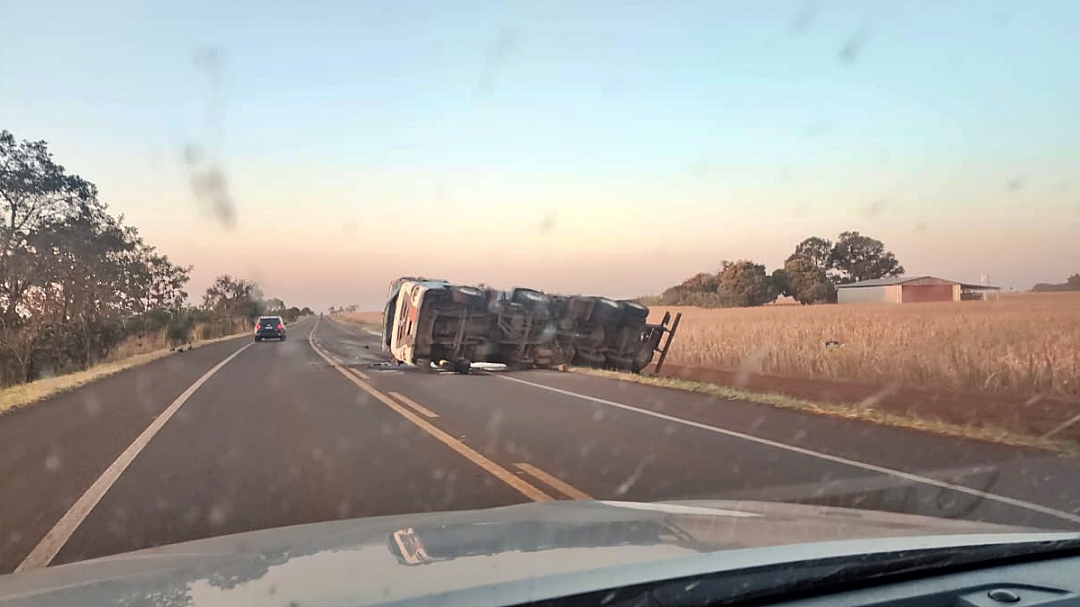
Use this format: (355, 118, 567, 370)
(836, 276, 1000, 304)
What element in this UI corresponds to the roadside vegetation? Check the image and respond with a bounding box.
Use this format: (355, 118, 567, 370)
(649, 231, 904, 308)
(0, 129, 311, 392)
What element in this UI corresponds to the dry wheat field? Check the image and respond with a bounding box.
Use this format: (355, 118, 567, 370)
(649, 292, 1080, 399)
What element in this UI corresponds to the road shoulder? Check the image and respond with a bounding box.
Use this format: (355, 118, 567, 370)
(0, 332, 251, 416)
(570, 368, 1079, 454)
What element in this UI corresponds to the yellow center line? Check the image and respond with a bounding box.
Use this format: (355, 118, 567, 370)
(514, 462, 593, 500)
(389, 391, 440, 418)
(307, 321, 552, 502)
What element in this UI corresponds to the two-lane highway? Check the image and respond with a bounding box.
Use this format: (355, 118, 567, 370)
(314, 319, 1080, 528)
(3, 317, 1079, 574)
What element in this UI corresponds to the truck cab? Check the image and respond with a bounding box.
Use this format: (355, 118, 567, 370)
(383, 278, 490, 371)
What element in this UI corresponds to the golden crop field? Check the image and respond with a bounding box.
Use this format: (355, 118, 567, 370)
(649, 292, 1080, 399)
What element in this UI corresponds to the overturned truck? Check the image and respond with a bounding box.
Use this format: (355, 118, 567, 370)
(382, 277, 680, 374)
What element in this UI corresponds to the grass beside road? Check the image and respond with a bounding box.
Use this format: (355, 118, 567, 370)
(0, 331, 249, 416)
(569, 367, 1080, 455)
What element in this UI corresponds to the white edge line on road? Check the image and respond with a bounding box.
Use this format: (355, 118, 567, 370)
(307, 321, 553, 502)
(16, 342, 254, 572)
(498, 375, 1080, 526)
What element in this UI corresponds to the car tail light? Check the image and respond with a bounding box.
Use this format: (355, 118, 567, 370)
(277, 323, 284, 330)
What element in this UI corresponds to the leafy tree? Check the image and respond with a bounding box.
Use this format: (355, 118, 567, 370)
(122, 243, 191, 314)
(828, 231, 904, 284)
(1, 130, 102, 323)
(783, 256, 836, 304)
(264, 298, 285, 314)
(715, 260, 778, 307)
(680, 272, 719, 293)
(0, 130, 202, 385)
(771, 268, 792, 298)
(202, 275, 262, 329)
(300, 306, 314, 316)
(788, 236, 834, 271)
(658, 287, 714, 307)
(33, 212, 143, 366)
(658, 271, 724, 306)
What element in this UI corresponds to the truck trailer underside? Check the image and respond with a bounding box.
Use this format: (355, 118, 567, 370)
(383, 279, 680, 374)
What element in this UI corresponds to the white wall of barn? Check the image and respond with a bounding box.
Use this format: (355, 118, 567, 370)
(837, 286, 888, 304)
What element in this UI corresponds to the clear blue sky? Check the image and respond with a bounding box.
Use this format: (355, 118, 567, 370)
(3, 1, 1078, 309)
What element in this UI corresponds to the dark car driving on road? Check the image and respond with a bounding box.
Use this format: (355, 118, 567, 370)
(254, 316, 286, 342)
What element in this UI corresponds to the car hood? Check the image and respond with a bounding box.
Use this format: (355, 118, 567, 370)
(0, 500, 1065, 607)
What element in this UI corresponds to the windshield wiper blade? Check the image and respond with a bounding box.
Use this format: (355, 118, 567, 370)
(647, 537, 1080, 607)
(534, 537, 1080, 607)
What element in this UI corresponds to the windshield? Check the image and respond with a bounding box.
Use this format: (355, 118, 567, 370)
(2, 0, 1079, 602)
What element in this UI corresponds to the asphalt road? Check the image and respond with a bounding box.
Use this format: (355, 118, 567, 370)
(2, 317, 1079, 574)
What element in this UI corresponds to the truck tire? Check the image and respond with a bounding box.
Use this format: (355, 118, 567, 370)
(573, 349, 606, 367)
(589, 298, 623, 325)
(450, 286, 486, 308)
(605, 354, 634, 371)
(630, 350, 655, 374)
(512, 288, 546, 304)
(512, 288, 550, 313)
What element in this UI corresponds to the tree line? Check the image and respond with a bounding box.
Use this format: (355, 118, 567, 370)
(1032, 274, 1080, 292)
(1, 130, 309, 388)
(652, 231, 905, 308)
